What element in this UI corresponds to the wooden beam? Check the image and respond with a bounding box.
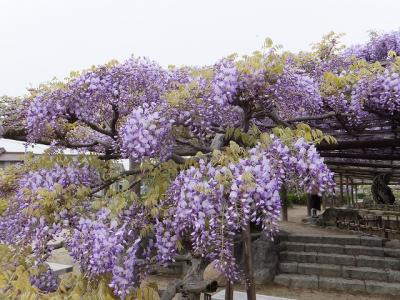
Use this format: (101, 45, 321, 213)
(325, 161, 400, 169)
(286, 112, 350, 122)
(317, 138, 400, 151)
(350, 177, 354, 205)
(355, 185, 358, 203)
(321, 152, 400, 160)
(330, 167, 400, 175)
(328, 128, 400, 137)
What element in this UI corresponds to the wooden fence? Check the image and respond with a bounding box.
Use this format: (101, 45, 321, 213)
(336, 213, 400, 239)
(353, 202, 400, 212)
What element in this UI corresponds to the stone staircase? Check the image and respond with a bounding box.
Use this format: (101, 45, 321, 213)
(274, 234, 400, 297)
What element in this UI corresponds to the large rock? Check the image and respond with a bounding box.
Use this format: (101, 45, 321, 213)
(203, 262, 227, 287)
(318, 207, 361, 226)
(252, 235, 279, 284)
(385, 239, 400, 249)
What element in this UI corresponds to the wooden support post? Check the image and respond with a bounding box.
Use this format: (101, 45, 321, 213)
(280, 185, 288, 222)
(355, 185, 358, 203)
(346, 176, 350, 205)
(224, 281, 233, 300)
(242, 223, 256, 300)
(350, 178, 354, 206)
(225, 244, 234, 300)
(340, 174, 344, 205)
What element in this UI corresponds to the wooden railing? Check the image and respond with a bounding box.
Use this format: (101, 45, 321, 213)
(204, 293, 212, 300)
(336, 214, 400, 239)
(353, 202, 400, 212)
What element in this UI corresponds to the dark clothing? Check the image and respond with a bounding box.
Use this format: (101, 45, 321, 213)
(310, 194, 322, 211)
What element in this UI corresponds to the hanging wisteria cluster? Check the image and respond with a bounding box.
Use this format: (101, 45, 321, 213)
(120, 103, 174, 162)
(156, 136, 334, 281)
(269, 66, 323, 119)
(29, 265, 60, 293)
(0, 163, 100, 260)
(66, 206, 151, 298)
(344, 31, 400, 62)
(352, 70, 400, 116)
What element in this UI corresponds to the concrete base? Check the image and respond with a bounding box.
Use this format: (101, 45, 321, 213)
(47, 262, 73, 275)
(211, 290, 295, 300)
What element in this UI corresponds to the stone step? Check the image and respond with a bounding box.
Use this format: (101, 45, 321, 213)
(211, 290, 294, 300)
(284, 241, 400, 258)
(279, 251, 400, 270)
(274, 274, 400, 296)
(279, 262, 400, 283)
(286, 234, 383, 247)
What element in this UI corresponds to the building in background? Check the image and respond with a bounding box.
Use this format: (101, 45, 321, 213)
(0, 138, 129, 194)
(0, 139, 51, 168)
(0, 138, 130, 168)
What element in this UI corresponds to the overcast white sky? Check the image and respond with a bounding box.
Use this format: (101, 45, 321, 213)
(1, 0, 399, 96)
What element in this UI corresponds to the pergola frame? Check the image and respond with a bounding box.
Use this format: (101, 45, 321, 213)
(266, 110, 400, 205)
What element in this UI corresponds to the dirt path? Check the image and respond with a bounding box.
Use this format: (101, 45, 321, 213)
(279, 205, 361, 236)
(254, 284, 393, 300)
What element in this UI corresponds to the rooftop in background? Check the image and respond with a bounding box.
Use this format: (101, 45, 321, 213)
(0, 139, 129, 169)
(0, 138, 51, 154)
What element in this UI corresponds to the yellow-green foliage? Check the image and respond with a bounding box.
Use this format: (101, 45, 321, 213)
(0, 244, 160, 299)
(224, 123, 336, 150)
(235, 39, 287, 84)
(271, 123, 337, 145)
(141, 160, 179, 208)
(224, 124, 262, 148)
(164, 81, 201, 106)
(311, 31, 346, 60)
(320, 58, 384, 98)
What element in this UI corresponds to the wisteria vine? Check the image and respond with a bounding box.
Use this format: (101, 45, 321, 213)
(1, 29, 400, 299)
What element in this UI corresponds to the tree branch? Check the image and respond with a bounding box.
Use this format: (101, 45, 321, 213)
(80, 119, 115, 138)
(89, 168, 141, 195)
(174, 137, 211, 153)
(286, 112, 352, 122)
(161, 256, 217, 300)
(266, 110, 290, 127)
(170, 154, 186, 164)
(110, 103, 119, 135)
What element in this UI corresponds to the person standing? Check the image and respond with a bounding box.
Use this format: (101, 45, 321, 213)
(309, 187, 322, 218)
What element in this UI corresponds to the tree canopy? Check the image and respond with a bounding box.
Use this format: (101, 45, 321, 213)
(1, 30, 400, 299)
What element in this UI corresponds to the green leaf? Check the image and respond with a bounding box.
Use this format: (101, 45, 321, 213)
(233, 128, 241, 140)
